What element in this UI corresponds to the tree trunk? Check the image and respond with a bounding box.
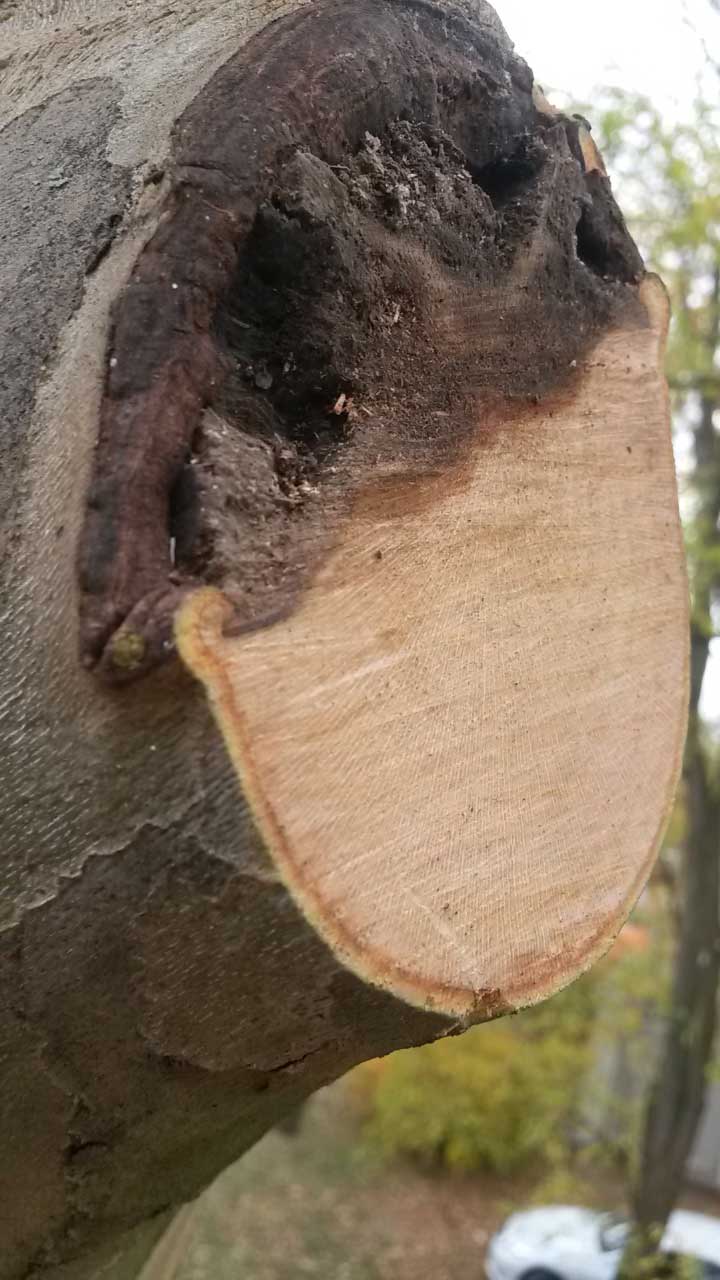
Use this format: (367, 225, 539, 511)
(621, 271, 720, 1280)
(624, 713, 720, 1268)
(0, 2, 687, 1277)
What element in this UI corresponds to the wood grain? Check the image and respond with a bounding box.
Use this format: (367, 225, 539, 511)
(178, 276, 688, 1018)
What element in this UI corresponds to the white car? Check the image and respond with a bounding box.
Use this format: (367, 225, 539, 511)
(486, 1205, 720, 1280)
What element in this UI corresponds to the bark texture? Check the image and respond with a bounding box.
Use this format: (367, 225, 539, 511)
(0, 2, 658, 1278)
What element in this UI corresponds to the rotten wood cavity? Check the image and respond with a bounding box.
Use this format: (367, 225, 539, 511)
(77, 0, 644, 683)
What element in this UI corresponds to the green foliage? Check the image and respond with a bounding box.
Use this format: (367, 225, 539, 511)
(356, 933, 671, 1181)
(360, 1024, 581, 1175)
(619, 1226, 702, 1280)
(676, 1257, 702, 1280)
(357, 979, 597, 1176)
(527, 1164, 606, 1209)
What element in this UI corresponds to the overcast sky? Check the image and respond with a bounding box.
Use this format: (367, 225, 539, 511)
(492, 0, 720, 723)
(493, 0, 719, 116)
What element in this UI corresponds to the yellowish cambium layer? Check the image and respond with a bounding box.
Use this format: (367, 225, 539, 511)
(177, 277, 688, 1020)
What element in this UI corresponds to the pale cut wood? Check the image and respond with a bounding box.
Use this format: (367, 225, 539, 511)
(178, 276, 688, 1020)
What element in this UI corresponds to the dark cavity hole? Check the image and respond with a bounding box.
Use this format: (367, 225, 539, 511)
(572, 173, 644, 284)
(168, 459, 204, 569)
(473, 142, 545, 209)
(213, 192, 358, 460)
(575, 205, 615, 277)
